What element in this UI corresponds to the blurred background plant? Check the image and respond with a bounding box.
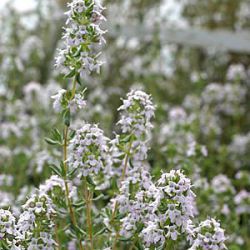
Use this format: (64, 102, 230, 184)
(0, 0, 249, 249)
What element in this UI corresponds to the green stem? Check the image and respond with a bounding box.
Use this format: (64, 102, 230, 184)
(71, 77, 77, 98)
(61, 77, 84, 250)
(55, 221, 61, 250)
(63, 126, 84, 250)
(83, 177, 94, 250)
(111, 141, 133, 249)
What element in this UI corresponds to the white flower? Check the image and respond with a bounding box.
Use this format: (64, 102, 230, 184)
(157, 170, 196, 233)
(139, 221, 165, 247)
(51, 89, 66, 112)
(55, 0, 106, 75)
(234, 190, 250, 215)
(115, 90, 156, 165)
(169, 107, 187, 123)
(166, 225, 180, 240)
(51, 89, 86, 113)
(189, 219, 227, 250)
(16, 211, 36, 234)
(201, 83, 246, 116)
(226, 64, 246, 81)
(211, 175, 235, 194)
(68, 124, 109, 177)
(69, 93, 86, 112)
(118, 89, 155, 137)
(27, 232, 56, 250)
(0, 209, 16, 238)
(39, 175, 77, 200)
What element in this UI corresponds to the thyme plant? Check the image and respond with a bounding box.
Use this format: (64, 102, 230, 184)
(0, 1, 227, 250)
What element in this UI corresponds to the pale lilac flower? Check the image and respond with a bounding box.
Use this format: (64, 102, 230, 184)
(0, 209, 16, 238)
(189, 219, 227, 250)
(226, 64, 246, 81)
(117, 89, 155, 137)
(51, 89, 66, 112)
(68, 124, 109, 177)
(55, 0, 106, 75)
(139, 221, 165, 247)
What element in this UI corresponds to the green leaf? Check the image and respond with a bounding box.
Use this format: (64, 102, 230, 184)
(67, 167, 78, 178)
(119, 237, 132, 242)
(71, 223, 86, 238)
(117, 153, 126, 160)
(73, 46, 82, 57)
(72, 201, 85, 209)
(94, 227, 106, 237)
(0, 241, 9, 250)
(65, 69, 76, 78)
(135, 222, 144, 233)
(49, 164, 62, 177)
(86, 175, 96, 187)
(76, 73, 83, 86)
(69, 129, 76, 139)
(44, 137, 60, 145)
(60, 161, 66, 177)
(120, 134, 132, 143)
(115, 212, 125, 220)
(92, 194, 104, 201)
(51, 128, 62, 142)
(135, 241, 144, 250)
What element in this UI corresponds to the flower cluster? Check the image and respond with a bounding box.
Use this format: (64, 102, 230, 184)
(0, 193, 56, 249)
(189, 219, 227, 250)
(234, 190, 250, 215)
(68, 123, 109, 177)
(115, 169, 198, 248)
(226, 64, 247, 81)
(0, 209, 16, 239)
(55, 0, 106, 76)
(39, 175, 77, 201)
(69, 92, 87, 112)
(117, 89, 155, 137)
(211, 175, 235, 194)
(113, 90, 156, 170)
(201, 83, 246, 116)
(51, 89, 67, 112)
(228, 132, 250, 169)
(140, 221, 165, 248)
(115, 168, 155, 236)
(199, 174, 236, 216)
(156, 170, 196, 234)
(158, 106, 207, 173)
(26, 232, 55, 250)
(14, 194, 56, 249)
(51, 88, 86, 113)
(17, 193, 55, 234)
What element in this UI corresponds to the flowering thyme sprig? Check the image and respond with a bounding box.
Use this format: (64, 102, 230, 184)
(0, 209, 16, 248)
(189, 219, 227, 250)
(113, 169, 197, 248)
(117, 89, 155, 138)
(68, 123, 109, 177)
(16, 193, 57, 249)
(48, 1, 107, 249)
(108, 90, 156, 249)
(51, 88, 86, 113)
(114, 89, 156, 174)
(55, 0, 106, 78)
